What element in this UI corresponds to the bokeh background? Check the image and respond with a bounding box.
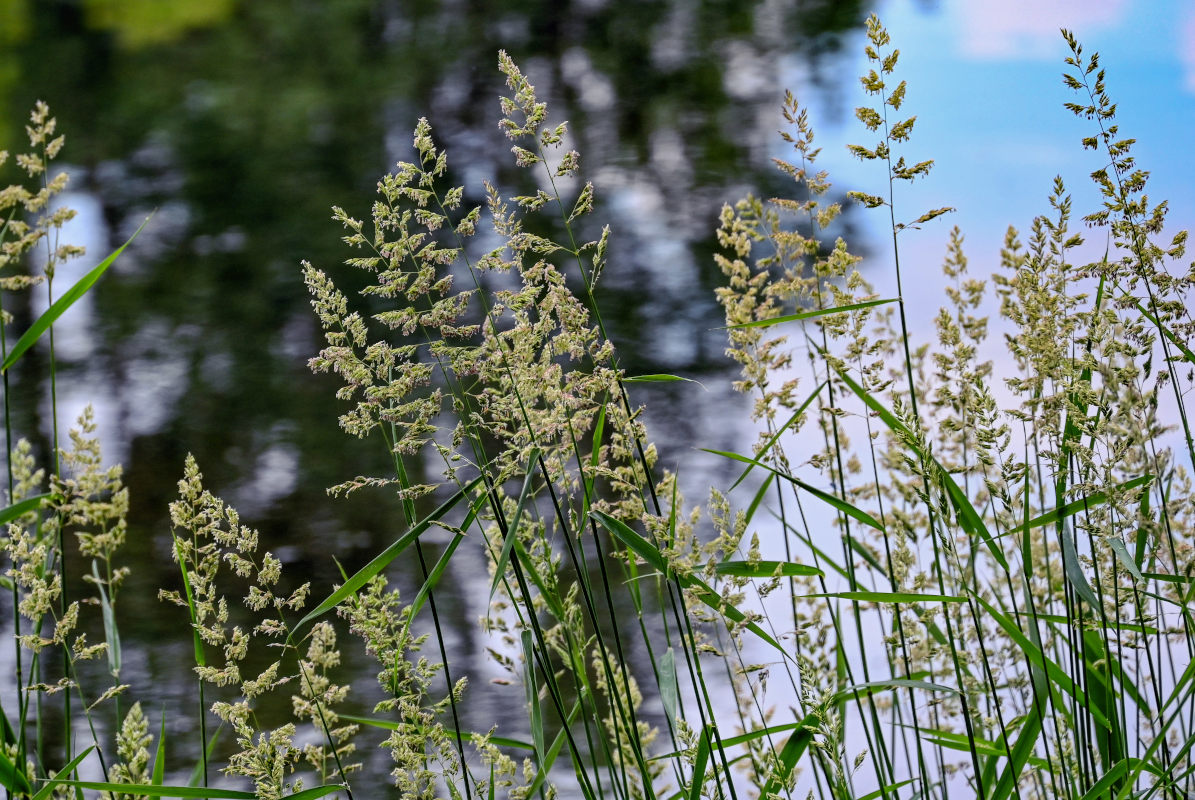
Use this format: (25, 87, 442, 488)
(0, 0, 1192, 788)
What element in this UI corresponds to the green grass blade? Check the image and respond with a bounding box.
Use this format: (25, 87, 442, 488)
(811, 591, 966, 604)
(31, 746, 93, 800)
(590, 510, 792, 661)
(51, 781, 256, 799)
(2, 214, 152, 373)
(623, 374, 703, 386)
(524, 700, 581, 799)
(510, 536, 566, 619)
(727, 298, 897, 329)
(659, 647, 679, 730)
(490, 448, 540, 601)
(651, 721, 811, 762)
(831, 679, 960, 705)
(1060, 522, 1100, 609)
(172, 537, 205, 668)
(280, 786, 349, 799)
(703, 448, 884, 531)
(989, 704, 1043, 800)
(1132, 295, 1195, 364)
(728, 380, 825, 491)
(1031, 613, 1157, 635)
(856, 780, 917, 800)
(188, 723, 222, 787)
(398, 491, 482, 645)
(0, 492, 55, 525)
(294, 475, 482, 632)
(91, 560, 121, 677)
(823, 359, 1010, 569)
(411, 536, 465, 615)
(152, 709, 167, 785)
(714, 560, 822, 578)
(522, 630, 545, 761)
(742, 472, 774, 529)
(687, 726, 711, 800)
(969, 590, 1113, 731)
(1010, 475, 1153, 536)
(1107, 537, 1144, 583)
(912, 727, 1049, 770)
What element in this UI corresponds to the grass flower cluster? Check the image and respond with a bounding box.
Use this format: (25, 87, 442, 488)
(0, 14, 1192, 800)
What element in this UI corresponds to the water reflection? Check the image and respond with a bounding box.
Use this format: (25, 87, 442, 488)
(1, 0, 870, 787)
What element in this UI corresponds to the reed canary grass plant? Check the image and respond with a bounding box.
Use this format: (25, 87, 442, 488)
(0, 14, 1192, 800)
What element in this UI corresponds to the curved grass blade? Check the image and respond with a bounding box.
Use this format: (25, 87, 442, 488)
(857, 780, 918, 800)
(760, 713, 817, 799)
(294, 475, 482, 633)
(1108, 537, 1145, 583)
(281, 786, 349, 799)
(1132, 294, 1195, 364)
(395, 481, 487, 644)
(173, 538, 205, 668)
(0, 747, 32, 795)
(728, 380, 825, 491)
(522, 630, 545, 761)
(714, 560, 822, 579)
(912, 726, 1049, 770)
(188, 723, 223, 787)
(1010, 475, 1153, 536)
(0, 492, 55, 525)
(703, 448, 884, 531)
(687, 726, 711, 800)
(2, 214, 152, 373)
(623, 374, 704, 387)
(525, 700, 581, 799)
(0, 699, 15, 747)
(989, 704, 1043, 800)
(152, 709, 167, 785)
(659, 647, 679, 731)
(1061, 522, 1100, 609)
(53, 781, 344, 800)
(811, 591, 966, 604)
(1032, 612, 1157, 635)
(727, 298, 897, 329)
(1079, 760, 1130, 800)
(586, 399, 607, 500)
(400, 530, 468, 645)
(591, 510, 792, 661)
(651, 721, 810, 762)
(1118, 703, 1191, 795)
(831, 679, 960, 705)
(969, 589, 1113, 731)
(49, 781, 256, 799)
(822, 358, 1009, 569)
(742, 472, 774, 529)
(509, 535, 566, 619)
(31, 746, 93, 800)
(91, 560, 121, 677)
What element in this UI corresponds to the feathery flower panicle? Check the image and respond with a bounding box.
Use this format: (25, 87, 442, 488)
(304, 117, 483, 484)
(102, 702, 153, 799)
(4, 409, 128, 699)
(162, 455, 324, 797)
(1, 102, 85, 326)
(847, 14, 953, 230)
